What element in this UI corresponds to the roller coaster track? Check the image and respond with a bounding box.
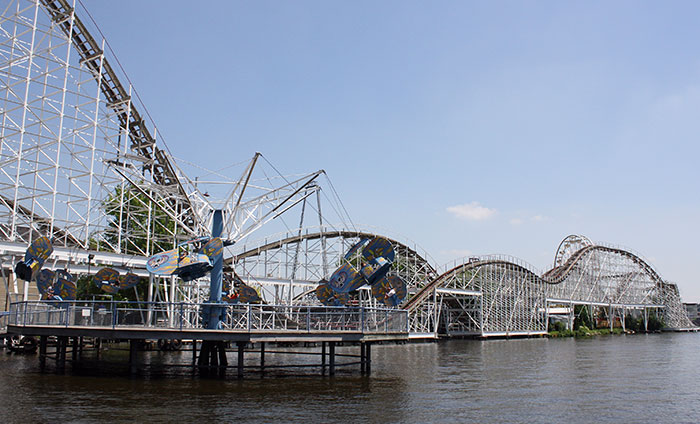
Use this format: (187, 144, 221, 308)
(38, 0, 196, 227)
(403, 245, 665, 313)
(542, 245, 662, 285)
(0, 194, 80, 246)
(234, 231, 684, 329)
(229, 229, 438, 309)
(229, 229, 436, 275)
(403, 258, 538, 312)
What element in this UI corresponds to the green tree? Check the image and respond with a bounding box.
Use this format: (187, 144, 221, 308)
(100, 184, 178, 256)
(647, 311, 664, 332)
(78, 184, 180, 303)
(75, 274, 148, 303)
(574, 305, 594, 330)
(624, 313, 644, 332)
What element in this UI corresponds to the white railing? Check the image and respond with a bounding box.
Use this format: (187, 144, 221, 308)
(7, 301, 408, 334)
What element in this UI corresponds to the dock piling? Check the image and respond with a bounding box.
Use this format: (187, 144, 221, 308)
(366, 342, 371, 375)
(56, 336, 67, 373)
(260, 342, 265, 376)
(39, 335, 47, 371)
(71, 337, 78, 367)
(129, 340, 138, 375)
(237, 341, 245, 379)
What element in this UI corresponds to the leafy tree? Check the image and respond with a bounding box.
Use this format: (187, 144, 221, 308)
(77, 184, 179, 303)
(574, 305, 594, 330)
(647, 311, 664, 331)
(575, 325, 591, 337)
(100, 184, 179, 256)
(75, 273, 148, 303)
(550, 320, 567, 332)
(624, 313, 645, 332)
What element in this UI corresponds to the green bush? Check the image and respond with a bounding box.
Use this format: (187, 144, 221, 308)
(647, 313, 664, 331)
(550, 321, 567, 332)
(624, 313, 645, 332)
(76, 274, 148, 303)
(574, 305, 594, 330)
(548, 329, 575, 338)
(575, 325, 591, 337)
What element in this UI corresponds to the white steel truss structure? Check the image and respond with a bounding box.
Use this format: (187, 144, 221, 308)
(0, 0, 198, 253)
(0, 0, 352, 312)
(232, 230, 696, 335)
(231, 228, 438, 308)
(404, 235, 695, 336)
(0, 0, 331, 253)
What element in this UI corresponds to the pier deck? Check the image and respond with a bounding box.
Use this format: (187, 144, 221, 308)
(5, 301, 408, 377)
(6, 324, 408, 343)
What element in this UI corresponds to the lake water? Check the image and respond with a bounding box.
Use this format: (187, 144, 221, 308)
(1, 333, 698, 423)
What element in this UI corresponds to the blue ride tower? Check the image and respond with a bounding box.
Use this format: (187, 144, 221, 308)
(197, 209, 229, 374)
(204, 209, 224, 329)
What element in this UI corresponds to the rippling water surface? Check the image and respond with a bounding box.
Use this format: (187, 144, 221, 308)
(1, 333, 698, 423)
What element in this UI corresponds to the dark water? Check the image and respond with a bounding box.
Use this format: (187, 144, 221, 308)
(1, 333, 699, 423)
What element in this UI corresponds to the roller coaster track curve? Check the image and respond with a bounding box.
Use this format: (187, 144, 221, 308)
(405, 245, 665, 312)
(230, 229, 436, 275)
(402, 237, 694, 332)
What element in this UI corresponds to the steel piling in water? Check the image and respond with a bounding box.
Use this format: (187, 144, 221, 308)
(39, 335, 47, 371)
(260, 342, 265, 376)
(329, 342, 335, 376)
(237, 341, 245, 379)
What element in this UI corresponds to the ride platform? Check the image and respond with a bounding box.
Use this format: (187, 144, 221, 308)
(5, 301, 408, 377)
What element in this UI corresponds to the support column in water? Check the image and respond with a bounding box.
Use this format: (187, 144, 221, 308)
(329, 342, 336, 376)
(207, 209, 224, 329)
(198, 210, 228, 376)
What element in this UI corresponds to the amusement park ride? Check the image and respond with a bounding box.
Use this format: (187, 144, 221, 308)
(13, 233, 406, 311)
(12, 217, 407, 333)
(0, 0, 695, 357)
(316, 237, 407, 307)
(15, 236, 76, 301)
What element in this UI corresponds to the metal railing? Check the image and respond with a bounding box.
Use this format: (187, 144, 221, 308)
(7, 301, 408, 334)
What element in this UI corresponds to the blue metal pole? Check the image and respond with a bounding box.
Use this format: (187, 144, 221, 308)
(207, 209, 224, 329)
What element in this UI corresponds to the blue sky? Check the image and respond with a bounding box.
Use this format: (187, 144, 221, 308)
(83, 1, 700, 301)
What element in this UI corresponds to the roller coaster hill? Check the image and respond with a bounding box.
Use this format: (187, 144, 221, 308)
(0, 0, 696, 344)
(235, 232, 696, 337)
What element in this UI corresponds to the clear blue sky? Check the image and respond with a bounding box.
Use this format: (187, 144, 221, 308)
(83, 1, 700, 301)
